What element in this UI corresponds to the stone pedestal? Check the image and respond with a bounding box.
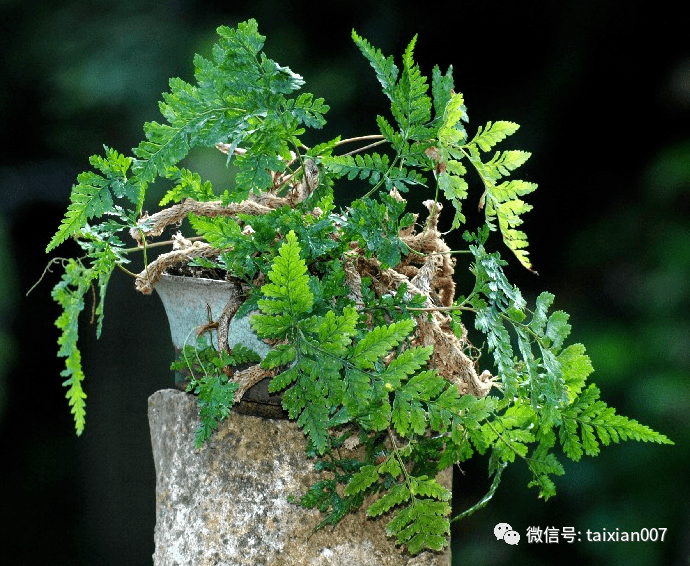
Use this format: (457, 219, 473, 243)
(148, 389, 451, 565)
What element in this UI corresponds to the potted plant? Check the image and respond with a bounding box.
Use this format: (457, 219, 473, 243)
(43, 19, 671, 557)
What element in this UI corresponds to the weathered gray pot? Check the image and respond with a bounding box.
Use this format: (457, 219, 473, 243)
(148, 389, 452, 566)
(154, 273, 284, 418)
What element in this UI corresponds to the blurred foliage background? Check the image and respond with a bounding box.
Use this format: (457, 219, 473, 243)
(0, 1, 688, 564)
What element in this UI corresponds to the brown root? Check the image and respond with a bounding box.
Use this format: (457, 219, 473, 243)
(134, 241, 220, 294)
(232, 364, 275, 404)
(217, 295, 242, 357)
(130, 197, 286, 245)
(344, 193, 495, 398)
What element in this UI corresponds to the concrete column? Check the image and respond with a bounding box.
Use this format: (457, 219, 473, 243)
(148, 389, 451, 566)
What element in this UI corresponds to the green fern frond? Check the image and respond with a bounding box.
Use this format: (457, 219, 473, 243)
(471, 121, 520, 152)
(431, 65, 456, 119)
(349, 320, 415, 370)
(323, 153, 426, 193)
(262, 344, 297, 372)
(437, 167, 469, 229)
(297, 394, 331, 454)
(317, 307, 359, 355)
(284, 93, 330, 129)
(559, 343, 594, 402)
(439, 93, 465, 143)
(159, 168, 216, 206)
(434, 93, 538, 269)
(344, 464, 380, 496)
(380, 346, 433, 389)
(351, 30, 399, 100)
(129, 19, 326, 203)
(51, 259, 94, 435)
(471, 158, 537, 271)
(386, 498, 451, 554)
(367, 483, 411, 517)
(341, 193, 415, 269)
(525, 447, 565, 500)
(46, 148, 134, 252)
(560, 385, 673, 461)
(188, 213, 242, 249)
(191, 374, 239, 448)
(290, 478, 365, 532)
(391, 34, 431, 136)
(255, 230, 313, 319)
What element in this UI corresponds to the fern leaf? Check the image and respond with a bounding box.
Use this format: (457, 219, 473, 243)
(349, 320, 415, 370)
(62, 354, 87, 435)
(378, 454, 403, 478)
(379, 346, 433, 388)
(51, 259, 94, 435)
(376, 115, 402, 148)
(392, 390, 424, 437)
(341, 194, 414, 268)
(257, 231, 313, 317)
(46, 148, 134, 252)
(494, 200, 534, 271)
(403, 370, 447, 400)
(250, 313, 295, 339)
(490, 179, 539, 204)
(529, 291, 555, 334)
(297, 396, 330, 455)
(291, 478, 364, 532)
(545, 309, 572, 352)
(489, 149, 532, 178)
(559, 343, 594, 402)
(525, 447, 564, 499)
(351, 30, 399, 100)
(323, 153, 425, 194)
(431, 64, 455, 118)
(438, 92, 467, 146)
(262, 344, 297, 371)
(409, 476, 452, 501)
(560, 385, 673, 462)
(343, 367, 374, 417)
(159, 168, 216, 206)
(367, 484, 411, 517)
(344, 464, 380, 496)
(391, 34, 431, 134)
(285, 93, 329, 129)
(437, 170, 469, 229)
(323, 153, 389, 183)
(471, 121, 520, 152)
(386, 499, 451, 554)
(267, 365, 299, 393)
(317, 307, 358, 355)
(188, 214, 242, 249)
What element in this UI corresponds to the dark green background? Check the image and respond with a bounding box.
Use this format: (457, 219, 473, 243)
(1, 1, 688, 564)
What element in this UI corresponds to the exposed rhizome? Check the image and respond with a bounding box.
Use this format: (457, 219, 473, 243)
(129, 157, 494, 404)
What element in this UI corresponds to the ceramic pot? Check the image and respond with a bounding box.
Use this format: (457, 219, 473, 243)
(154, 273, 285, 418)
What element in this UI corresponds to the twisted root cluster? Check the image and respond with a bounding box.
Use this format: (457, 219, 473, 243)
(132, 186, 494, 399)
(346, 194, 494, 398)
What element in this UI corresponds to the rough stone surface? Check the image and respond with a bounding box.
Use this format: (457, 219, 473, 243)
(149, 389, 451, 566)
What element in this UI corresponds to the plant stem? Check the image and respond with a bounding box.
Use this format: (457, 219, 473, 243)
(406, 304, 475, 313)
(116, 263, 139, 278)
(341, 139, 387, 157)
(334, 135, 385, 146)
(121, 236, 205, 255)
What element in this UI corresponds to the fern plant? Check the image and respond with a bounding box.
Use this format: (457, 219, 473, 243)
(42, 19, 672, 555)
